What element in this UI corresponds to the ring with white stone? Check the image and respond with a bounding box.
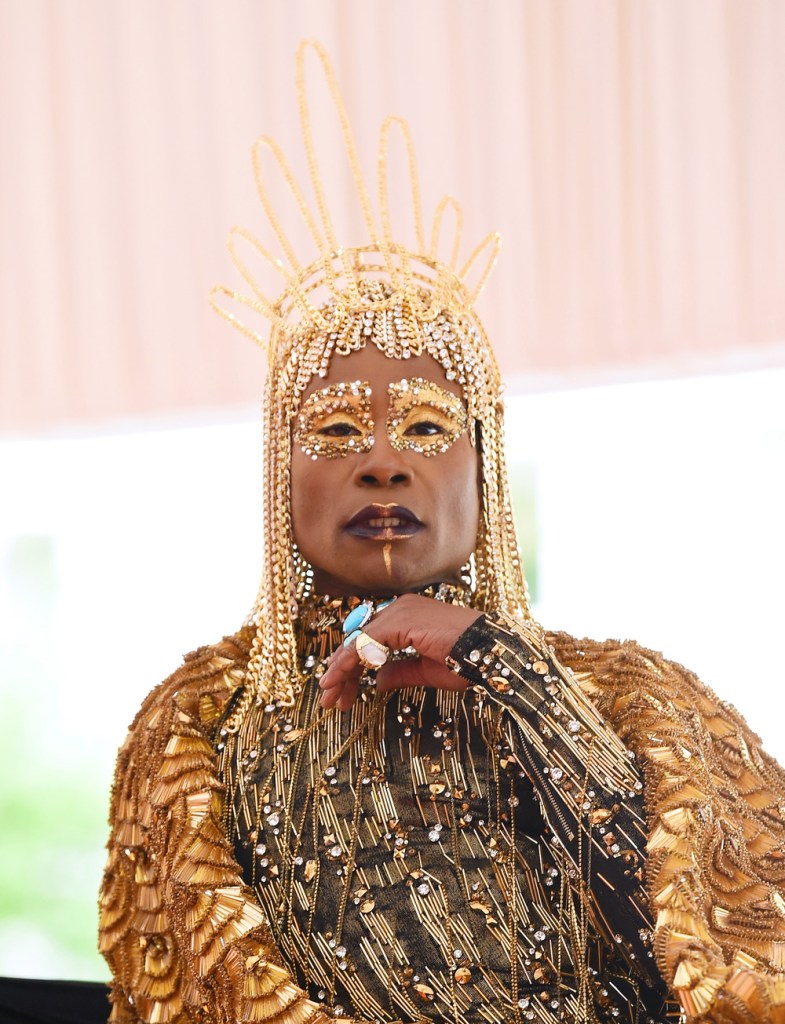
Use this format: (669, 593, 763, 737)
(354, 631, 390, 670)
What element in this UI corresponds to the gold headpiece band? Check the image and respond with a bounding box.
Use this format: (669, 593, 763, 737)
(212, 41, 530, 713)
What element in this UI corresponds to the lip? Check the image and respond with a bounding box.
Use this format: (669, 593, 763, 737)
(344, 503, 424, 541)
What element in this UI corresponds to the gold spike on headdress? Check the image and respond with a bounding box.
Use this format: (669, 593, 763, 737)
(213, 41, 530, 713)
(211, 42, 502, 355)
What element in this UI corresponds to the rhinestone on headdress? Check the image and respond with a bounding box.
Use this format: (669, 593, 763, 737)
(216, 42, 530, 716)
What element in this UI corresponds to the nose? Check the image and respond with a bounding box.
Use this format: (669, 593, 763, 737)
(352, 428, 413, 488)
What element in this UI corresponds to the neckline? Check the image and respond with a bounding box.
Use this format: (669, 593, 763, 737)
(296, 580, 471, 638)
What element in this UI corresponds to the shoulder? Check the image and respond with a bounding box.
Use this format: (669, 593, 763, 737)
(548, 628, 785, 1020)
(124, 628, 252, 739)
(111, 628, 253, 805)
(546, 628, 776, 761)
(548, 629, 731, 732)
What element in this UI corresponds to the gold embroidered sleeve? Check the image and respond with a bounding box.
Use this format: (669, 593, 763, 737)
(99, 636, 340, 1024)
(550, 631, 785, 1023)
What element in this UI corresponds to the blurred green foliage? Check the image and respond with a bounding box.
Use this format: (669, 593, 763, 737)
(0, 535, 108, 980)
(509, 461, 539, 602)
(0, 763, 109, 980)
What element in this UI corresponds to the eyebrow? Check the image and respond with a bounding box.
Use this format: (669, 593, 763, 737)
(297, 386, 372, 417)
(298, 379, 468, 419)
(387, 380, 467, 405)
(389, 379, 458, 392)
(305, 379, 463, 399)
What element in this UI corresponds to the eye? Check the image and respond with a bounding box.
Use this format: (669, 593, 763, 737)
(318, 420, 362, 438)
(404, 419, 445, 437)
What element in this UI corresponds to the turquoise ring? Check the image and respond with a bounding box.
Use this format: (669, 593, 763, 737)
(343, 601, 374, 635)
(342, 599, 396, 659)
(343, 628, 362, 648)
(342, 597, 396, 641)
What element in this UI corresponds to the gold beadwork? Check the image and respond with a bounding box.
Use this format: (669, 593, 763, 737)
(222, 592, 658, 1024)
(291, 375, 468, 461)
(212, 43, 529, 713)
(100, 610, 785, 1023)
(386, 377, 468, 456)
(210, 42, 503, 349)
(99, 37, 785, 1024)
(293, 379, 374, 459)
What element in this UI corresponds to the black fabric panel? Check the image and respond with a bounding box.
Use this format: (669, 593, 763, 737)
(0, 978, 109, 1024)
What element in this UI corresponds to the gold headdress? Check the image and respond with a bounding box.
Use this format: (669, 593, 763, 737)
(212, 42, 530, 710)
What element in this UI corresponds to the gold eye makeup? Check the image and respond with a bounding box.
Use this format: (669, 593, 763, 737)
(294, 380, 374, 459)
(387, 378, 469, 456)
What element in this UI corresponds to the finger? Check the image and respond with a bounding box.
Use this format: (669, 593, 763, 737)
(320, 645, 363, 694)
(375, 658, 467, 693)
(319, 672, 344, 691)
(321, 596, 480, 708)
(319, 684, 349, 710)
(326, 639, 356, 667)
(352, 597, 482, 664)
(336, 677, 360, 712)
(321, 623, 396, 693)
(319, 676, 359, 712)
(319, 674, 351, 709)
(319, 647, 366, 709)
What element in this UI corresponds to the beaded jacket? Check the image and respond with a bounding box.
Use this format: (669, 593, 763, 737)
(99, 602, 785, 1024)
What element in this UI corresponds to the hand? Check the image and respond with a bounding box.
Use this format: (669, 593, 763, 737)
(319, 593, 483, 711)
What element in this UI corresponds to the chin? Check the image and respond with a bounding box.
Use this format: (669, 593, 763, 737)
(315, 557, 451, 597)
(355, 563, 460, 596)
(347, 568, 416, 596)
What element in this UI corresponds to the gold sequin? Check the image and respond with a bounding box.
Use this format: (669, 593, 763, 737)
(412, 983, 435, 1002)
(386, 377, 468, 456)
(99, 34, 785, 1024)
(293, 380, 373, 459)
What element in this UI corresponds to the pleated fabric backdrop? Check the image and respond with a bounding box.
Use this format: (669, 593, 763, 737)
(1, 0, 784, 433)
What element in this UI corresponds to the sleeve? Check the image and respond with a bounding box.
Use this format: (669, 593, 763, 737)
(446, 612, 661, 987)
(545, 632, 785, 1024)
(99, 644, 342, 1024)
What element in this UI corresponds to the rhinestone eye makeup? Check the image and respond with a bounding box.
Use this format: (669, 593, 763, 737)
(294, 380, 374, 459)
(294, 377, 469, 460)
(387, 378, 469, 456)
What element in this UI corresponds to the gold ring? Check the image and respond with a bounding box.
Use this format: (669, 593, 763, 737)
(354, 631, 390, 669)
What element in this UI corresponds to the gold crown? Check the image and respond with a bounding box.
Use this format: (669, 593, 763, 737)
(210, 40, 503, 361)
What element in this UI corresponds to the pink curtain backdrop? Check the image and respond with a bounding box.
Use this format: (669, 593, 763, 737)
(1, 0, 784, 433)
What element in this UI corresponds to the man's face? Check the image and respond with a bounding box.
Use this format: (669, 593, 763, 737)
(290, 345, 480, 596)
